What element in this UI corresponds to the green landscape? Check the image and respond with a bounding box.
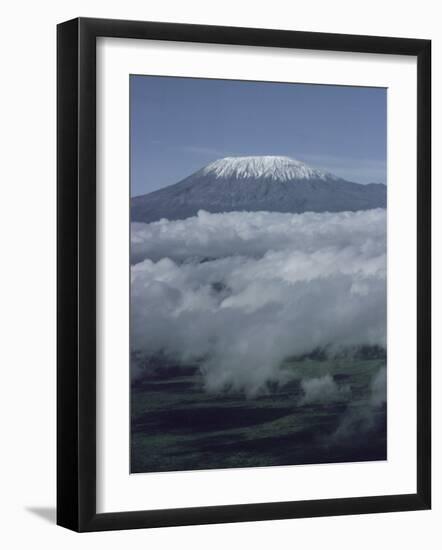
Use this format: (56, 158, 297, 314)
(131, 356, 386, 473)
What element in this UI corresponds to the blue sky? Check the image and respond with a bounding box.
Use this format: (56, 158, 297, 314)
(130, 75, 386, 197)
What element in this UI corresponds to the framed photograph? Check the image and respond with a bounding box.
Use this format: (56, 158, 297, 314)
(57, 17, 431, 532)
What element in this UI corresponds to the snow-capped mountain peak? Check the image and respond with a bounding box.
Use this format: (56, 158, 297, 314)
(201, 156, 339, 182)
(131, 155, 386, 223)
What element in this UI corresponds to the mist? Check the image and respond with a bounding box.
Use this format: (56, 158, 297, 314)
(131, 209, 386, 394)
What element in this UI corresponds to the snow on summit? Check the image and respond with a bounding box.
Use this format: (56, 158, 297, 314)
(201, 156, 339, 182)
(131, 154, 386, 223)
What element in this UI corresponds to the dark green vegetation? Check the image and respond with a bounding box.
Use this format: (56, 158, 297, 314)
(131, 358, 386, 474)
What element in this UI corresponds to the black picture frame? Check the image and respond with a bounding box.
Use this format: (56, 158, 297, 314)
(57, 17, 431, 532)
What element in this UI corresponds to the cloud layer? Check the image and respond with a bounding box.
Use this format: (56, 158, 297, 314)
(131, 209, 386, 393)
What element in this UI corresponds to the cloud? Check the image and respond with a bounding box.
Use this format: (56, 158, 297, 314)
(131, 209, 386, 394)
(300, 375, 351, 405)
(131, 208, 386, 265)
(325, 366, 386, 445)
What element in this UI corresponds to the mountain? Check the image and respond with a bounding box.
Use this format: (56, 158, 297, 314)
(131, 156, 386, 223)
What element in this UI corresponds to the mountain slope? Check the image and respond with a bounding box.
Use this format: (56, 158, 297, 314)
(131, 156, 386, 223)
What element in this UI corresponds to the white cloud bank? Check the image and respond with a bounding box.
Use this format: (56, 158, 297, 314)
(131, 209, 386, 394)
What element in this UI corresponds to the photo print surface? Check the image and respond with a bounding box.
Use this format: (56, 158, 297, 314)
(130, 75, 387, 474)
